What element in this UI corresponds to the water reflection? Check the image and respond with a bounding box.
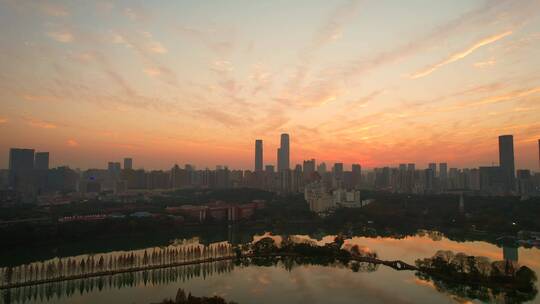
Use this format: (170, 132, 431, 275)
(1, 261, 234, 304)
(416, 272, 538, 304)
(0, 230, 539, 304)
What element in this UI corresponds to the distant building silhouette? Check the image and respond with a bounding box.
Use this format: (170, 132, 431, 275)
(9, 148, 35, 192)
(499, 135, 515, 191)
(301, 159, 314, 180)
(34, 152, 49, 170)
(428, 163, 437, 177)
(124, 158, 133, 170)
(107, 162, 121, 180)
(277, 133, 290, 171)
(352, 164, 362, 188)
(255, 140, 263, 172)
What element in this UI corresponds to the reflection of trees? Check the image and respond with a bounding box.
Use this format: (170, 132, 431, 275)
(417, 272, 537, 304)
(1, 261, 234, 304)
(415, 251, 538, 303)
(0, 243, 234, 287)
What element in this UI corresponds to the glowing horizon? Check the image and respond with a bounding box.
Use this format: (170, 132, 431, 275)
(1, 0, 540, 170)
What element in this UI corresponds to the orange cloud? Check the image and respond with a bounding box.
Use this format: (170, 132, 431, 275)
(456, 86, 540, 108)
(22, 94, 59, 103)
(410, 30, 512, 79)
(26, 118, 57, 129)
(67, 139, 79, 147)
(0, 118, 7, 124)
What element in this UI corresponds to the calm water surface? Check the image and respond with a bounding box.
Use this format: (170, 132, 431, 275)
(2, 231, 539, 304)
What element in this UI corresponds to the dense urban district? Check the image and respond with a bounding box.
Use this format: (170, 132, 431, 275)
(1, 134, 540, 249)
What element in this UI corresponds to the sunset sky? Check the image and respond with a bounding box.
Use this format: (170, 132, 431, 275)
(1, 0, 539, 170)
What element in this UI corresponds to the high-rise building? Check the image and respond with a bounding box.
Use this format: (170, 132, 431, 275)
(35, 152, 49, 170)
(352, 164, 362, 188)
(255, 140, 263, 172)
(538, 139, 540, 170)
(303, 159, 316, 181)
(498, 135, 515, 191)
(428, 163, 437, 176)
(9, 148, 35, 171)
(439, 163, 448, 180)
(439, 162, 448, 190)
(8, 148, 35, 191)
(265, 165, 275, 173)
(108, 162, 121, 180)
(124, 158, 133, 170)
(407, 163, 415, 171)
(277, 133, 290, 171)
(333, 163, 344, 184)
(317, 162, 327, 175)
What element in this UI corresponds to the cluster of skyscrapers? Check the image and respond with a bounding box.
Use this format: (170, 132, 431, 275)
(1, 135, 540, 204)
(367, 135, 537, 196)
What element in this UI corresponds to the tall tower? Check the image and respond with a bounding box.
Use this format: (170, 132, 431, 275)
(35, 152, 49, 170)
(8, 148, 35, 190)
(498, 135, 515, 191)
(277, 133, 290, 171)
(124, 158, 133, 170)
(255, 139, 263, 172)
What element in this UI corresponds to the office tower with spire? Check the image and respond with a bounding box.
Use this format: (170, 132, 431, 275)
(255, 140, 263, 172)
(277, 133, 290, 171)
(498, 135, 515, 191)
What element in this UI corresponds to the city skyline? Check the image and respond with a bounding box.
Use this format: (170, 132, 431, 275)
(1, 1, 540, 170)
(4, 133, 540, 172)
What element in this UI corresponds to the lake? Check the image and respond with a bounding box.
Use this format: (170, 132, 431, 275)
(1, 229, 539, 304)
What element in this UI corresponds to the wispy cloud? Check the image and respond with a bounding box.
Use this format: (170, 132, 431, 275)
(310, 0, 361, 49)
(457, 86, 540, 108)
(25, 118, 57, 129)
(67, 139, 79, 147)
(349, 90, 385, 110)
(197, 108, 244, 128)
(410, 31, 512, 79)
(22, 94, 60, 103)
(143, 66, 177, 85)
(473, 59, 496, 68)
(40, 2, 69, 17)
(177, 26, 236, 56)
(47, 30, 74, 43)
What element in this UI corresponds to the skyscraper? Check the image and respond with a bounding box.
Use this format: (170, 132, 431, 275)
(9, 148, 35, 190)
(498, 135, 515, 191)
(277, 133, 290, 171)
(303, 159, 316, 180)
(9, 148, 35, 171)
(439, 163, 448, 180)
(428, 163, 437, 176)
(333, 163, 344, 180)
(255, 140, 263, 172)
(35, 152, 49, 170)
(124, 158, 133, 170)
(352, 164, 362, 188)
(108, 162, 121, 180)
(439, 162, 448, 190)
